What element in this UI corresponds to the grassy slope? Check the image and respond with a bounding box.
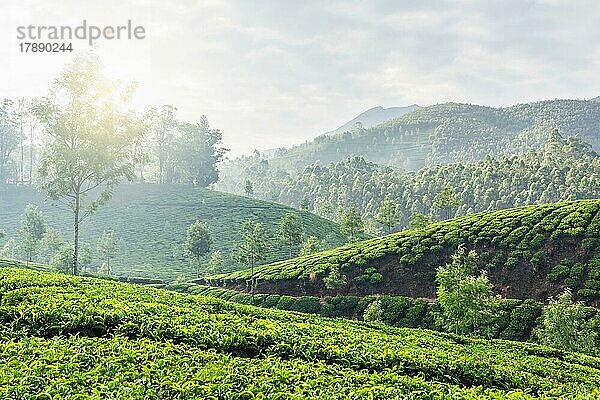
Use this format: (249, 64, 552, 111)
(205, 200, 600, 305)
(0, 184, 344, 280)
(1, 267, 600, 399)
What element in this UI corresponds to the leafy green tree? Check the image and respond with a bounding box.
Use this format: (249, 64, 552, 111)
(436, 246, 496, 337)
(433, 187, 460, 220)
(0, 99, 19, 184)
(300, 194, 310, 211)
(340, 207, 365, 243)
(97, 230, 119, 276)
(51, 244, 73, 274)
(244, 180, 253, 197)
(299, 236, 323, 256)
(409, 212, 434, 230)
(0, 237, 17, 259)
(276, 212, 304, 258)
(40, 227, 64, 263)
(237, 219, 269, 294)
(376, 198, 402, 234)
(174, 118, 228, 187)
(32, 53, 144, 275)
(18, 204, 46, 262)
(147, 105, 177, 184)
(206, 250, 226, 276)
(536, 289, 598, 354)
(79, 243, 93, 273)
(184, 220, 212, 278)
(323, 265, 347, 290)
(363, 299, 384, 323)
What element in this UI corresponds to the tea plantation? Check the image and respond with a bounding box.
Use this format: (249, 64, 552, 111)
(1, 267, 600, 398)
(0, 184, 344, 280)
(204, 200, 600, 305)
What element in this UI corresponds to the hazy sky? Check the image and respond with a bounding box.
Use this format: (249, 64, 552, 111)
(2, 0, 600, 157)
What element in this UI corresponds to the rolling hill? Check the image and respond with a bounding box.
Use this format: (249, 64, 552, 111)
(216, 99, 600, 189)
(1, 266, 599, 398)
(203, 200, 600, 307)
(0, 184, 345, 280)
(321, 104, 420, 136)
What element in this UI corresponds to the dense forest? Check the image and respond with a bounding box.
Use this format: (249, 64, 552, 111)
(216, 99, 600, 178)
(216, 131, 600, 234)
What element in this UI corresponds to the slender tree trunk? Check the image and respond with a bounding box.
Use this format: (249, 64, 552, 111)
(72, 194, 80, 275)
(250, 259, 255, 295)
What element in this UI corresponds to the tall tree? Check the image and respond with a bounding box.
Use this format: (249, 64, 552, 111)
(433, 187, 460, 220)
(175, 117, 228, 187)
(244, 179, 254, 197)
(299, 235, 323, 256)
(18, 204, 46, 262)
(0, 99, 19, 184)
(375, 198, 402, 234)
(32, 53, 145, 275)
(184, 220, 212, 278)
(536, 289, 597, 354)
(435, 246, 496, 337)
(276, 212, 304, 258)
(340, 207, 365, 243)
(148, 105, 177, 184)
(97, 230, 119, 275)
(237, 219, 269, 294)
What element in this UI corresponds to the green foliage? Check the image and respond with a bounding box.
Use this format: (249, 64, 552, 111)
(276, 212, 304, 257)
(2, 267, 600, 398)
(339, 207, 365, 243)
(375, 198, 402, 234)
(184, 219, 212, 278)
(299, 235, 323, 256)
(436, 247, 497, 337)
(32, 53, 144, 275)
(536, 290, 598, 355)
(172, 118, 227, 187)
(323, 265, 347, 290)
(17, 204, 46, 262)
(433, 187, 460, 220)
(363, 299, 383, 322)
(217, 130, 600, 234)
(409, 212, 434, 230)
(97, 230, 118, 275)
(209, 200, 600, 305)
(0, 184, 345, 280)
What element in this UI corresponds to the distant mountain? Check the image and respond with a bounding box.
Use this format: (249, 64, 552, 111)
(322, 105, 420, 136)
(592, 96, 600, 102)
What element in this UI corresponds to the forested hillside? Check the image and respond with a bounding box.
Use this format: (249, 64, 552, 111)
(217, 99, 600, 183)
(216, 131, 600, 233)
(0, 184, 344, 279)
(322, 104, 420, 136)
(205, 200, 600, 306)
(1, 267, 599, 398)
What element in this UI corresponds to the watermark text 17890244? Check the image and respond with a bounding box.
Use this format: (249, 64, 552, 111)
(16, 20, 146, 53)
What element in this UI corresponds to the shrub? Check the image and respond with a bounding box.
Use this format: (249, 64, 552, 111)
(290, 296, 321, 314)
(581, 238, 598, 250)
(369, 272, 384, 285)
(363, 300, 383, 323)
(276, 295, 297, 310)
(547, 262, 570, 283)
(262, 294, 281, 308)
(535, 290, 598, 355)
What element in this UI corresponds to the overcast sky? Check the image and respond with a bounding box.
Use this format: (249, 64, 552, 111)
(2, 0, 600, 157)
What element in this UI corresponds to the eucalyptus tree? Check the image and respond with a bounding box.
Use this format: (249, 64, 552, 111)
(33, 53, 145, 275)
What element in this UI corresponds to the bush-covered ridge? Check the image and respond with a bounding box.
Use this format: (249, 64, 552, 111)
(1, 267, 600, 398)
(204, 200, 600, 305)
(0, 184, 345, 279)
